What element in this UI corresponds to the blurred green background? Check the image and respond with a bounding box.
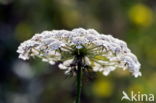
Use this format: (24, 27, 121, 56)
(0, 0, 156, 103)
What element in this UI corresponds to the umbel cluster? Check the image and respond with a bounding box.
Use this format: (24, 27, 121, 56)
(17, 28, 141, 77)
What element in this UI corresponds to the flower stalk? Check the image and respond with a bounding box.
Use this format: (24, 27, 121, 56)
(76, 60, 82, 103)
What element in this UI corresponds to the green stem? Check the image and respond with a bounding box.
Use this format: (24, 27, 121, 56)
(76, 62, 82, 103)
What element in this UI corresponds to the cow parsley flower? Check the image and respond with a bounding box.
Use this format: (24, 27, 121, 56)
(17, 28, 141, 103)
(17, 28, 141, 78)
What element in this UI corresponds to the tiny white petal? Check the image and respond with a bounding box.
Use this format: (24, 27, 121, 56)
(63, 59, 74, 66)
(84, 57, 91, 65)
(59, 64, 68, 70)
(49, 61, 55, 65)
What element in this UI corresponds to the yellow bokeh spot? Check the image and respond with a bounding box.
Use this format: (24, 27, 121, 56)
(128, 4, 153, 27)
(92, 79, 113, 97)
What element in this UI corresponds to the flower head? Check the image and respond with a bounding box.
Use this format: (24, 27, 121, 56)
(17, 28, 141, 77)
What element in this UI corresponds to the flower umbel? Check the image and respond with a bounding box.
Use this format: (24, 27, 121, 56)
(17, 28, 141, 78)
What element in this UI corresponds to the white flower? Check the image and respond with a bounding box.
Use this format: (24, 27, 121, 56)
(59, 64, 68, 70)
(72, 37, 88, 45)
(63, 59, 74, 67)
(49, 40, 65, 50)
(84, 57, 91, 65)
(102, 66, 116, 76)
(17, 28, 141, 77)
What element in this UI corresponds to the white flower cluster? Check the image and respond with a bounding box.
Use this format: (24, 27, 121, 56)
(17, 28, 141, 77)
